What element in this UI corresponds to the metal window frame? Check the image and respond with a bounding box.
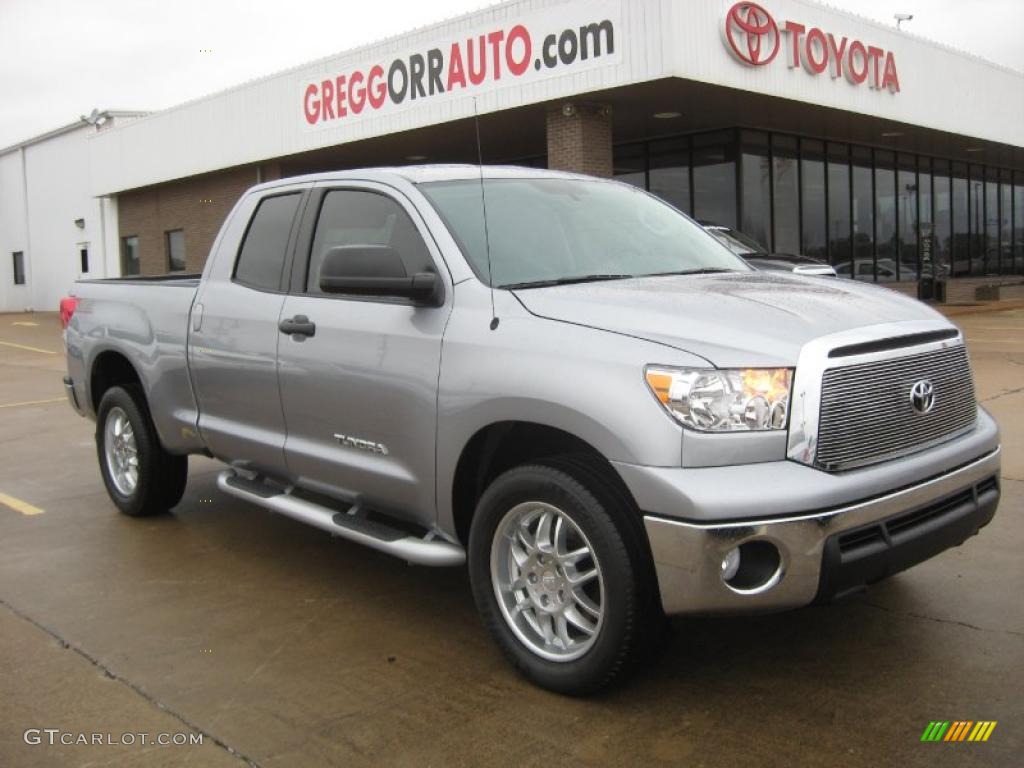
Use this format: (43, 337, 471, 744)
(611, 126, 1024, 285)
(164, 228, 187, 273)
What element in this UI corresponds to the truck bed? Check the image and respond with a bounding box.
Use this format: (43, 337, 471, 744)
(76, 273, 202, 287)
(65, 274, 204, 455)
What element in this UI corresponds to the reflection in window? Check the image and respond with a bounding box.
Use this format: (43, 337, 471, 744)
(772, 135, 800, 254)
(985, 175, 999, 274)
(121, 236, 140, 276)
(828, 143, 851, 277)
(649, 138, 690, 214)
(897, 154, 918, 280)
(872, 150, 897, 282)
(969, 165, 985, 275)
(1014, 178, 1024, 275)
(999, 172, 1012, 274)
(741, 131, 771, 250)
(166, 229, 186, 273)
(914, 157, 930, 278)
(801, 140, 827, 262)
(692, 132, 737, 228)
(933, 161, 951, 278)
(605, 130, 1024, 284)
(952, 164, 970, 277)
(613, 143, 645, 189)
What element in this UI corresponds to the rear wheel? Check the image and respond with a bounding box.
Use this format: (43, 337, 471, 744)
(96, 386, 188, 517)
(469, 461, 656, 694)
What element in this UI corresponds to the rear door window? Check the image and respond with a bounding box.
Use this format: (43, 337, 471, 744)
(234, 193, 303, 291)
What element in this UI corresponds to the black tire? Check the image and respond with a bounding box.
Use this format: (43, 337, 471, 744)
(468, 460, 658, 695)
(95, 385, 188, 517)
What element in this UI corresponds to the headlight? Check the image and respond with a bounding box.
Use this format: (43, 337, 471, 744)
(645, 366, 792, 432)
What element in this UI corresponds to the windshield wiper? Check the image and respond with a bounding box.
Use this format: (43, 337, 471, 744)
(502, 274, 634, 289)
(641, 268, 735, 278)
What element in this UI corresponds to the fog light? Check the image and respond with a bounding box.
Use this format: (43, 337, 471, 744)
(721, 547, 741, 582)
(722, 540, 783, 593)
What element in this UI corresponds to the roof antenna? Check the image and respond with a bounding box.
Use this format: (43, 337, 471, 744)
(473, 97, 499, 331)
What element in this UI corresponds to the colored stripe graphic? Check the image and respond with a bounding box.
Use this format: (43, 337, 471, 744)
(922, 721, 996, 742)
(968, 722, 997, 742)
(945, 721, 972, 741)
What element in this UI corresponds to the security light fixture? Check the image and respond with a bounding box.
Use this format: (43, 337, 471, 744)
(894, 13, 913, 29)
(405, 155, 428, 161)
(74, 218, 85, 229)
(881, 131, 904, 137)
(80, 109, 108, 127)
(653, 111, 682, 119)
(561, 103, 577, 117)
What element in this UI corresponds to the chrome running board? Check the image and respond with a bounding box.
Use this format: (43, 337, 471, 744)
(216, 470, 465, 567)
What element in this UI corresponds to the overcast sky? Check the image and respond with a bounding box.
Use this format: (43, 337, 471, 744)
(0, 0, 1021, 148)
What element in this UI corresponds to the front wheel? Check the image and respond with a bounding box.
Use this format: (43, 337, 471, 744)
(468, 462, 656, 694)
(96, 385, 188, 517)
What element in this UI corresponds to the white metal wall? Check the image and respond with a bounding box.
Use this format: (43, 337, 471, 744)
(87, 0, 1024, 197)
(0, 125, 121, 313)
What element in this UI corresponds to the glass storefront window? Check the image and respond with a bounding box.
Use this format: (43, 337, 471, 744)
(801, 139, 827, 262)
(649, 137, 690, 214)
(898, 154, 919, 279)
(969, 164, 986, 275)
(932, 160, 951, 279)
(611, 129, 1024, 284)
(827, 143, 852, 277)
(917, 156, 933, 280)
(741, 131, 771, 249)
(985, 170, 999, 274)
(1000, 170, 1012, 274)
(613, 143, 645, 189)
(851, 146, 874, 281)
(772, 135, 800, 254)
(875, 150, 898, 282)
(952, 163, 970, 277)
(1015, 176, 1024, 275)
(692, 131, 737, 228)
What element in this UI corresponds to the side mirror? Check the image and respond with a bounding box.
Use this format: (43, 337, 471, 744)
(318, 245, 441, 305)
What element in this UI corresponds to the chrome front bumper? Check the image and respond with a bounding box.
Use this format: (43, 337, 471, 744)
(643, 447, 1001, 615)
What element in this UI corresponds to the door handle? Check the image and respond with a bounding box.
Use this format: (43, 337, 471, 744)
(279, 315, 316, 338)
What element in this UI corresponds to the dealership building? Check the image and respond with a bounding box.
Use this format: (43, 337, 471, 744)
(3, 0, 1024, 313)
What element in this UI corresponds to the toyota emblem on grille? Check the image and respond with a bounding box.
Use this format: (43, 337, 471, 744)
(910, 379, 936, 414)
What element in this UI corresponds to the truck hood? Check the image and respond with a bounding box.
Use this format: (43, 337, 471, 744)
(512, 272, 950, 367)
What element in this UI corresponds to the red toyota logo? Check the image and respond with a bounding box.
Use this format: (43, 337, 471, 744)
(724, 2, 779, 66)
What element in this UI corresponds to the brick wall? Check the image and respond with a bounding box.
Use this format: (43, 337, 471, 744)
(117, 164, 279, 275)
(546, 103, 612, 178)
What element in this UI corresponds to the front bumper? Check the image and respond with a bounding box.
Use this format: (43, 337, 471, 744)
(641, 448, 1000, 615)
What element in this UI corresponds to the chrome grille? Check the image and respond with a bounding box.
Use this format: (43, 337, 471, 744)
(815, 345, 977, 471)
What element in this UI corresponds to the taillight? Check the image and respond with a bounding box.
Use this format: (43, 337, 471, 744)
(59, 296, 79, 329)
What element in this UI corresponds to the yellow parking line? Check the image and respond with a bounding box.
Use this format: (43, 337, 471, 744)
(11, 321, 39, 327)
(0, 492, 44, 516)
(0, 340, 57, 355)
(0, 397, 65, 409)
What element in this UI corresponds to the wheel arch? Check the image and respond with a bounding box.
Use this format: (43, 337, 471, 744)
(89, 349, 144, 413)
(449, 420, 641, 547)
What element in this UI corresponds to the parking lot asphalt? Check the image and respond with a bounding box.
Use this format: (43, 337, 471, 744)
(0, 308, 1021, 768)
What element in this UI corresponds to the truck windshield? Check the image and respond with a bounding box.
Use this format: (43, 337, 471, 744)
(418, 177, 748, 288)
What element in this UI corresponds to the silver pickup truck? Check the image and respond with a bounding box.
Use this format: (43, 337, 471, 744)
(62, 166, 1001, 694)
